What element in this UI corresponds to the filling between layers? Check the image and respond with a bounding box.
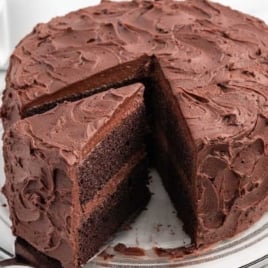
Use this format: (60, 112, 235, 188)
(77, 152, 149, 266)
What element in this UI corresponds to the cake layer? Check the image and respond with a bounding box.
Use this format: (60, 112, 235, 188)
(147, 66, 197, 240)
(154, 137, 196, 239)
(5, 83, 145, 162)
(24, 55, 151, 117)
(149, 61, 268, 246)
(78, 94, 146, 204)
(14, 154, 149, 268)
(78, 153, 149, 267)
(3, 83, 149, 267)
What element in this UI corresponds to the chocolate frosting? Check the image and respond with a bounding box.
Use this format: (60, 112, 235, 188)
(2, 0, 268, 264)
(2, 83, 144, 267)
(3, 0, 268, 125)
(13, 83, 143, 165)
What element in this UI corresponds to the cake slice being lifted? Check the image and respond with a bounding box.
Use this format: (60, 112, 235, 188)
(3, 83, 150, 268)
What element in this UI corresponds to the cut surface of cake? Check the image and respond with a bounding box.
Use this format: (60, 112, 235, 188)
(2, 0, 268, 267)
(3, 83, 150, 267)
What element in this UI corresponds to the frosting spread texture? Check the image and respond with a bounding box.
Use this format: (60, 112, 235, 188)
(2, 0, 268, 265)
(3, 83, 145, 267)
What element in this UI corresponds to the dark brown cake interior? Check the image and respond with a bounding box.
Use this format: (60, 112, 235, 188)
(78, 155, 149, 265)
(12, 151, 150, 268)
(12, 156, 150, 268)
(23, 55, 151, 118)
(144, 62, 197, 239)
(7, 65, 199, 267)
(10, 46, 198, 243)
(78, 104, 147, 204)
(2, 84, 151, 268)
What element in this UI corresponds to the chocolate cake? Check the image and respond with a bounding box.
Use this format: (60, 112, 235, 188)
(2, 0, 268, 267)
(3, 84, 150, 267)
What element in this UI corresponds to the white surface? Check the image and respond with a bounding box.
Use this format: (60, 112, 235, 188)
(0, 1, 268, 268)
(213, 0, 268, 23)
(0, 0, 9, 67)
(0, 72, 5, 90)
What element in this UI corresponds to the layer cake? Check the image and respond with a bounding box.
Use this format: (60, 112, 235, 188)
(3, 84, 150, 267)
(2, 0, 268, 267)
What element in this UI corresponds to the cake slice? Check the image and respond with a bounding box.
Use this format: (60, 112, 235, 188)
(3, 83, 150, 268)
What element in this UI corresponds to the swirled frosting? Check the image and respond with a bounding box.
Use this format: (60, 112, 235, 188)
(3, 0, 268, 125)
(3, 83, 144, 267)
(2, 0, 268, 149)
(2, 0, 268, 265)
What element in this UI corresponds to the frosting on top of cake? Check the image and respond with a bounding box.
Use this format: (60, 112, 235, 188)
(5, 0, 268, 144)
(11, 83, 144, 165)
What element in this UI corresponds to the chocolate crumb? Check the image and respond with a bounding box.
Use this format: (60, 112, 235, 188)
(154, 223, 163, 232)
(99, 250, 114, 260)
(114, 243, 145, 256)
(169, 229, 175, 235)
(120, 223, 132, 231)
(153, 245, 195, 259)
